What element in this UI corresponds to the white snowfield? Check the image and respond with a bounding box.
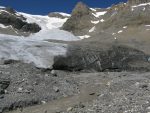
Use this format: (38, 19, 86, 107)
(0, 11, 79, 68)
(19, 12, 79, 41)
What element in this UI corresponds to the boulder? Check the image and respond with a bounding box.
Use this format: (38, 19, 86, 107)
(0, 79, 10, 94)
(53, 44, 150, 72)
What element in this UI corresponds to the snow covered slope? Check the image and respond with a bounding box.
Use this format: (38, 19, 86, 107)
(18, 12, 79, 41)
(0, 8, 79, 68)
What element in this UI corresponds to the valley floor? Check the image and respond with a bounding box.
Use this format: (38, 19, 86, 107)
(0, 62, 150, 113)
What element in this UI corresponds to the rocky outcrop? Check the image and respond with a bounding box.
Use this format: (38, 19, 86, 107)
(62, 2, 94, 35)
(0, 79, 10, 95)
(53, 44, 150, 72)
(48, 12, 70, 19)
(128, 0, 150, 5)
(0, 7, 41, 33)
(100, 3, 150, 30)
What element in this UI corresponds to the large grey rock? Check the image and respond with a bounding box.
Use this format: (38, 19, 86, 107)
(0, 79, 10, 94)
(53, 44, 150, 72)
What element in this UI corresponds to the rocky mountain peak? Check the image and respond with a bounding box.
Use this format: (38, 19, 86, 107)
(62, 2, 94, 35)
(128, 0, 150, 5)
(71, 2, 90, 16)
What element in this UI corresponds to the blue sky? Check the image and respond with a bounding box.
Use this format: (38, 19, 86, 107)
(0, 0, 127, 15)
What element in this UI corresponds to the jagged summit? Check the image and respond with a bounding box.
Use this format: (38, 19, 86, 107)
(71, 2, 90, 16)
(128, 0, 150, 5)
(62, 2, 94, 35)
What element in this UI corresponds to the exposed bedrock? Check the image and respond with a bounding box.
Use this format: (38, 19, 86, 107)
(62, 2, 94, 35)
(128, 0, 150, 5)
(53, 44, 150, 72)
(0, 7, 41, 33)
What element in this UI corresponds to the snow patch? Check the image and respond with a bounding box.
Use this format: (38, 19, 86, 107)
(89, 26, 96, 32)
(118, 30, 123, 34)
(90, 8, 97, 12)
(131, 7, 134, 11)
(92, 11, 107, 18)
(78, 35, 91, 39)
(112, 33, 116, 35)
(91, 20, 99, 24)
(100, 19, 105, 22)
(145, 25, 150, 27)
(58, 12, 70, 17)
(123, 26, 127, 29)
(0, 24, 9, 28)
(132, 2, 150, 8)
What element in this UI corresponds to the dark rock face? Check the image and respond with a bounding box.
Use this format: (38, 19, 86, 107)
(0, 79, 10, 95)
(5, 7, 16, 14)
(128, 0, 150, 5)
(48, 12, 69, 19)
(0, 8, 41, 33)
(62, 2, 94, 35)
(71, 2, 90, 16)
(53, 45, 150, 72)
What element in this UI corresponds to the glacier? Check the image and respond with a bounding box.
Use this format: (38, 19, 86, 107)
(0, 11, 79, 68)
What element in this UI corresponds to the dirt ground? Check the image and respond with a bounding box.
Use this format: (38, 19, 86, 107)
(1, 62, 149, 113)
